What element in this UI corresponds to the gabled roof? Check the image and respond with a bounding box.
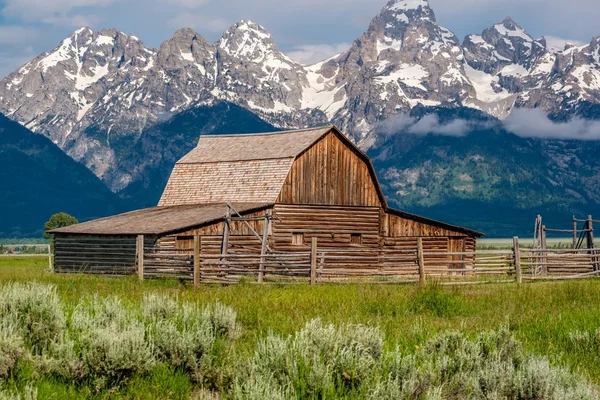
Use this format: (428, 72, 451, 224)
(50, 203, 272, 236)
(178, 126, 332, 164)
(159, 125, 389, 207)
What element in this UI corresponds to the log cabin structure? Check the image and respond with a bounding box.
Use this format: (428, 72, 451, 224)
(51, 126, 482, 277)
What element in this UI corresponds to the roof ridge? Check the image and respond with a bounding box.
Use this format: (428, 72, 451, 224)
(200, 125, 335, 138)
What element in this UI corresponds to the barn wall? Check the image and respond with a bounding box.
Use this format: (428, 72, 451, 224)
(53, 234, 155, 274)
(155, 210, 270, 253)
(271, 204, 381, 251)
(277, 132, 382, 207)
(382, 212, 469, 237)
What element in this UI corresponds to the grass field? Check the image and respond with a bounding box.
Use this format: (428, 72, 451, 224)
(2, 256, 600, 399)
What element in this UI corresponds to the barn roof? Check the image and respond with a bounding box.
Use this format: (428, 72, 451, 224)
(178, 126, 332, 163)
(386, 208, 484, 237)
(159, 125, 388, 207)
(50, 203, 271, 236)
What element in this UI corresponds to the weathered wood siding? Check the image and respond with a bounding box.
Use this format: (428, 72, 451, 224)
(271, 205, 381, 251)
(155, 210, 269, 253)
(382, 212, 469, 237)
(54, 234, 155, 274)
(277, 132, 381, 207)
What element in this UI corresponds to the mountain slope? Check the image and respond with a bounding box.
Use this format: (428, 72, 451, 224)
(0, 113, 125, 237)
(117, 101, 277, 208)
(3, 0, 600, 194)
(369, 107, 600, 236)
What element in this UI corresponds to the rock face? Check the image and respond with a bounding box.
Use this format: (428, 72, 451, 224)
(2, 0, 600, 194)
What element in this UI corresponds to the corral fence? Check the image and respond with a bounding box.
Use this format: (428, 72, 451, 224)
(136, 236, 600, 286)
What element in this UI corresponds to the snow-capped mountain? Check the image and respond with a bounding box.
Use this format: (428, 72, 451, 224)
(2, 0, 600, 193)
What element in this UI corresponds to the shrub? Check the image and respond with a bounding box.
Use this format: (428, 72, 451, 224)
(236, 318, 384, 398)
(142, 294, 240, 384)
(69, 296, 154, 382)
(0, 283, 65, 353)
(371, 328, 597, 400)
(0, 321, 26, 381)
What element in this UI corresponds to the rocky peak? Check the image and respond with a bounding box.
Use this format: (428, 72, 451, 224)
(463, 17, 547, 75)
(217, 20, 281, 61)
(157, 28, 214, 69)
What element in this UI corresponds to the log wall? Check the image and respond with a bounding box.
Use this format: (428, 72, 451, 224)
(277, 132, 382, 207)
(53, 234, 155, 274)
(271, 204, 381, 252)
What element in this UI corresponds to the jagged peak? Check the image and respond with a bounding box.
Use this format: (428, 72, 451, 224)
(492, 17, 533, 41)
(171, 27, 202, 41)
(217, 19, 282, 59)
(380, 0, 436, 23)
(222, 20, 272, 40)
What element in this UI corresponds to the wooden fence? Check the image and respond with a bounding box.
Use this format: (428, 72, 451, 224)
(51, 235, 600, 285)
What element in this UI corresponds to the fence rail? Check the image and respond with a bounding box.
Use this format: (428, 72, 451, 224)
(47, 235, 597, 285)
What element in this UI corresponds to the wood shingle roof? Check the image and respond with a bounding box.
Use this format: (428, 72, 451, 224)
(50, 203, 272, 236)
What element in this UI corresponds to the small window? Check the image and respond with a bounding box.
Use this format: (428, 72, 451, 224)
(292, 233, 304, 246)
(351, 234, 362, 246)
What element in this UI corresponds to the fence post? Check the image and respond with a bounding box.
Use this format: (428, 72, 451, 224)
(541, 225, 548, 275)
(417, 238, 426, 284)
(573, 216, 578, 249)
(513, 236, 522, 284)
(136, 235, 144, 281)
(194, 235, 201, 288)
(311, 237, 318, 285)
(47, 244, 53, 272)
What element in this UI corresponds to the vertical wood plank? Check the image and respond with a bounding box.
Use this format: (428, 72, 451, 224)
(137, 235, 144, 281)
(258, 209, 272, 283)
(47, 244, 53, 272)
(541, 225, 548, 275)
(573, 216, 578, 249)
(194, 235, 201, 288)
(513, 236, 522, 284)
(417, 237, 426, 284)
(311, 237, 318, 285)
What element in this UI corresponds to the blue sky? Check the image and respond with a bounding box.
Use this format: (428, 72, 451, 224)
(0, 0, 598, 78)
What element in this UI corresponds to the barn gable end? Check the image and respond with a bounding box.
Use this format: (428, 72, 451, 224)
(277, 131, 384, 207)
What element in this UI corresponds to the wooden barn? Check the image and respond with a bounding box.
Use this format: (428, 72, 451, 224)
(51, 126, 482, 279)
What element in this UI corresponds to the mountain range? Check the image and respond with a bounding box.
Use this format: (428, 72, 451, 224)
(1, 0, 600, 237)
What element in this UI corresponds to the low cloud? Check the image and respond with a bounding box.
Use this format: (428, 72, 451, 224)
(504, 108, 600, 140)
(287, 43, 351, 65)
(377, 112, 472, 137)
(168, 14, 231, 33)
(543, 36, 586, 52)
(1, 0, 122, 25)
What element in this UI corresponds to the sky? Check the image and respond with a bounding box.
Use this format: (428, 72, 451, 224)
(0, 0, 598, 78)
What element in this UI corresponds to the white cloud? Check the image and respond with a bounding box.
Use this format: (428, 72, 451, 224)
(377, 112, 472, 137)
(168, 14, 231, 33)
(287, 43, 351, 65)
(0, 26, 40, 45)
(543, 36, 586, 52)
(1, 0, 123, 25)
(504, 108, 600, 140)
(166, 0, 211, 8)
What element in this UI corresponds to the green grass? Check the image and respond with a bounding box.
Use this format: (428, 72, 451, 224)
(3, 257, 600, 398)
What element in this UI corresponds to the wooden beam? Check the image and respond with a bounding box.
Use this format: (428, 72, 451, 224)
(417, 237, 426, 284)
(194, 235, 201, 288)
(47, 244, 53, 272)
(513, 236, 522, 284)
(573, 216, 578, 250)
(221, 205, 231, 256)
(136, 235, 144, 281)
(311, 237, 318, 285)
(258, 209, 272, 283)
(541, 225, 548, 275)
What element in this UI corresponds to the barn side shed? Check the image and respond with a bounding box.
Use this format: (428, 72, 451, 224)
(52, 125, 482, 277)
